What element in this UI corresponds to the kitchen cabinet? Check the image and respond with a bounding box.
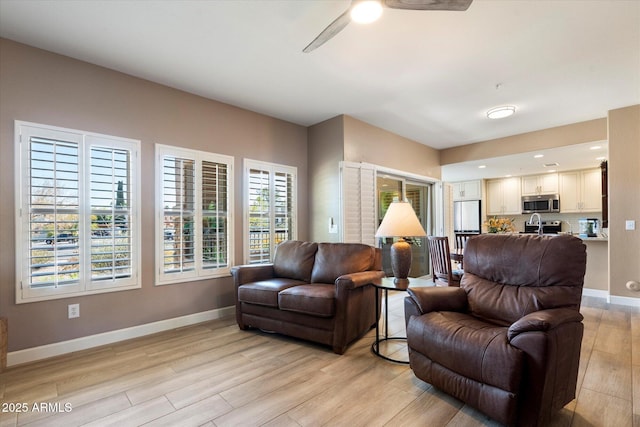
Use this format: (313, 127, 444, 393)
(486, 177, 521, 215)
(559, 168, 602, 213)
(521, 173, 558, 196)
(452, 180, 481, 201)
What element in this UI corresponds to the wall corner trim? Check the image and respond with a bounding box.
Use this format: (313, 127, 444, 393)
(7, 306, 235, 367)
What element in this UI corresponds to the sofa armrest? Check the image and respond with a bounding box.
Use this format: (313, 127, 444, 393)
(230, 264, 276, 286)
(406, 286, 468, 315)
(335, 270, 386, 291)
(508, 308, 584, 341)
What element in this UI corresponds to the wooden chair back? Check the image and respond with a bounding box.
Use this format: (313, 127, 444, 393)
(454, 233, 475, 250)
(427, 236, 461, 287)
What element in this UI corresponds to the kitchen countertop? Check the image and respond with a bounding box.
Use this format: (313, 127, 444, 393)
(519, 232, 608, 241)
(578, 236, 608, 242)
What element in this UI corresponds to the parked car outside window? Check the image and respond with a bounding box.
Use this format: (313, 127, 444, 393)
(45, 233, 77, 245)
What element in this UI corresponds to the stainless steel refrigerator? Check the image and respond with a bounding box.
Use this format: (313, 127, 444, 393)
(453, 200, 481, 233)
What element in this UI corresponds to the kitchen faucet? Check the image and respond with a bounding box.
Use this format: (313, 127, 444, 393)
(529, 213, 543, 235)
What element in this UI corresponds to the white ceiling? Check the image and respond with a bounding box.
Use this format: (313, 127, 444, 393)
(0, 0, 638, 171)
(441, 140, 608, 182)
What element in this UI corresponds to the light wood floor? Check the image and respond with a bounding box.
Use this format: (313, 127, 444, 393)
(1, 294, 638, 427)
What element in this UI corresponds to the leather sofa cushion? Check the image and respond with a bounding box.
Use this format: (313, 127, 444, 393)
(273, 241, 318, 282)
(278, 284, 336, 317)
(407, 311, 523, 393)
(237, 278, 305, 307)
(311, 243, 374, 284)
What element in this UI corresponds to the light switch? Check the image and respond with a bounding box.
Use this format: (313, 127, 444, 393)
(626, 220, 636, 230)
(328, 217, 338, 234)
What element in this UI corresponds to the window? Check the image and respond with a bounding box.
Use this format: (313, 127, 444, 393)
(244, 159, 297, 264)
(15, 121, 141, 303)
(155, 145, 233, 285)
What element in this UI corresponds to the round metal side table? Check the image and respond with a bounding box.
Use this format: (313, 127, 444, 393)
(371, 277, 434, 364)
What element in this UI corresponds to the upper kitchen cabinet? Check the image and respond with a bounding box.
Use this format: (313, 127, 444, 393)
(486, 177, 521, 215)
(521, 173, 558, 196)
(559, 168, 602, 213)
(452, 180, 482, 201)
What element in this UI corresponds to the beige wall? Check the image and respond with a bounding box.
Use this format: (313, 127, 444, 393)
(344, 116, 441, 179)
(308, 116, 345, 242)
(0, 39, 309, 352)
(608, 105, 640, 298)
(308, 115, 441, 242)
(440, 118, 608, 165)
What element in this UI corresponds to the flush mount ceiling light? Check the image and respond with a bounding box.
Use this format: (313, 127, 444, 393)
(487, 106, 516, 119)
(350, 1, 383, 23)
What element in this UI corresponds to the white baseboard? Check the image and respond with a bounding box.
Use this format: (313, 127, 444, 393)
(609, 295, 640, 307)
(583, 288, 640, 307)
(582, 288, 609, 300)
(7, 306, 235, 367)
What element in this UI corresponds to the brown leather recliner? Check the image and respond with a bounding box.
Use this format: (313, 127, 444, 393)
(405, 234, 587, 427)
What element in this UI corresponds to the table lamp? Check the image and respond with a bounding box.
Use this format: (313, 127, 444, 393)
(375, 201, 427, 285)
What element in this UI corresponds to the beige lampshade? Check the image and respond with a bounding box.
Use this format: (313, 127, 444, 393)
(375, 201, 427, 238)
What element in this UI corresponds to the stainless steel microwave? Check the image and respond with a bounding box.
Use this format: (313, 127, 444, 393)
(522, 194, 560, 214)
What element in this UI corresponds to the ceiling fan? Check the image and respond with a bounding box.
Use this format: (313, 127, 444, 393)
(303, 0, 473, 53)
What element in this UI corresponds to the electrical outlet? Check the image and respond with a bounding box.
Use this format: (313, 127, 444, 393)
(626, 220, 636, 231)
(68, 304, 80, 319)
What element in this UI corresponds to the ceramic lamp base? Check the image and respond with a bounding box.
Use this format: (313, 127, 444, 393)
(390, 238, 412, 283)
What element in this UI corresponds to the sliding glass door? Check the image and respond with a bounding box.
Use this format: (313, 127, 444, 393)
(376, 175, 432, 278)
(405, 182, 431, 277)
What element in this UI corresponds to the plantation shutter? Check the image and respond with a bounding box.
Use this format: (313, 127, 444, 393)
(245, 160, 297, 264)
(247, 167, 271, 264)
(201, 160, 229, 270)
(24, 130, 82, 296)
(88, 142, 135, 286)
(156, 144, 233, 285)
(17, 121, 141, 302)
(274, 171, 293, 244)
(161, 155, 196, 277)
(340, 162, 376, 246)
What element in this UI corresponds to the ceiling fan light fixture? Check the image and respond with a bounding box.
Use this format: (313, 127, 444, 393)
(487, 105, 516, 119)
(351, 1, 383, 24)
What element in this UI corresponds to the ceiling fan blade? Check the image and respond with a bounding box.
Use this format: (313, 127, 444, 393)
(383, 0, 472, 11)
(303, 8, 352, 53)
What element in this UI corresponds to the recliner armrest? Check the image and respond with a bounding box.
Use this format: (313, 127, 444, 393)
(507, 307, 584, 341)
(335, 271, 386, 290)
(230, 264, 275, 286)
(406, 286, 468, 314)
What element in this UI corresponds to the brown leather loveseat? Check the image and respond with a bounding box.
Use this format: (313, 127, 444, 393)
(232, 240, 385, 354)
(405, 234, 587, 426)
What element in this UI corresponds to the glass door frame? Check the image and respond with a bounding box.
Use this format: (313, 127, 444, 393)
(376, 173, 434, 279)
